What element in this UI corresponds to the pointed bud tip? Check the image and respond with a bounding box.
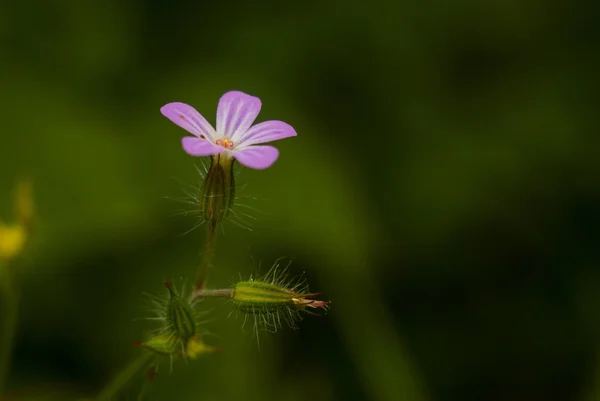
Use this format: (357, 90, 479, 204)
(139, 334, 179, 355)
(165, 282, 173, 289)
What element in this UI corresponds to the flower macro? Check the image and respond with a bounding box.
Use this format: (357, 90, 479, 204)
(161, 91, 297, 169)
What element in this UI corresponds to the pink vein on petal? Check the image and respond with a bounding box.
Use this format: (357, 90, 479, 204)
(237, 120, 297, 147)
(216, 91, 262, 141)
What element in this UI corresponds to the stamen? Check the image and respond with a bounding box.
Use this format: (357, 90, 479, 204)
(215, 138, 235, 149)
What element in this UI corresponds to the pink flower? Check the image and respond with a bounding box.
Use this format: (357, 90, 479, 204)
(161, 91, 297, 169)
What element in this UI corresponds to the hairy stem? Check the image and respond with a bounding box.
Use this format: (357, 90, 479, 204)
(192, 288, 233, 299)
(97, 353, 153, 401)
(194, 219, 219, 291)
(0, 268, 19, 396)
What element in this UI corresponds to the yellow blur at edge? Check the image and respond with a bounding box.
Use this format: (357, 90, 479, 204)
(0, 224, 26, 261)
(0, 180, 34, 262)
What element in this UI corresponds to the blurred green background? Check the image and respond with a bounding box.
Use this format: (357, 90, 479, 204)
(1, 0, 600, 400)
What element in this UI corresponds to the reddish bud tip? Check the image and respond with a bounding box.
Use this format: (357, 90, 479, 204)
(164, 282, 173, 289)
(133, 340, 143, 347)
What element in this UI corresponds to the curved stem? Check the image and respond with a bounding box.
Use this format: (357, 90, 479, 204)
(194, 219, 219, 291)
(97, 353, 153, 401)
(0, 267, 18, 396)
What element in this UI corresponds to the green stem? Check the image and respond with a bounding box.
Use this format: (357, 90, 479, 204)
(194, 219, 219, 291)
(97, 353, 153, 401)
(0, 268, 19, 396)
(192, 288, 233, 300)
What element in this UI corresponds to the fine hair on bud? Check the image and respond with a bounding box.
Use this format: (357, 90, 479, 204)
(169, 158, 261, 233)
(231, 259, 330, 335)
(200, 153, 235, 223)
(164, 282, 196, 348)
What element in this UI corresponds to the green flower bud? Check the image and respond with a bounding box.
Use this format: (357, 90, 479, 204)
(233, 281, 296, 313)
(165, 282, 196, 346)
(200, 153, 235, 223)
(232, 278, 330, 331)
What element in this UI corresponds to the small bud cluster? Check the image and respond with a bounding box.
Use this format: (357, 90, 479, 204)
(137, 282, 215, 362)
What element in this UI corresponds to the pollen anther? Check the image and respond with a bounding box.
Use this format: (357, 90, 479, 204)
(215, 138, 234, 149)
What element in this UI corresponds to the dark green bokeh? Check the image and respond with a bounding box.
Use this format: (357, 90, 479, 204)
(1, 1, 600, 400)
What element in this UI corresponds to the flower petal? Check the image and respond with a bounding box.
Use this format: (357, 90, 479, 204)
(237, 120, 297, 147)
(182, 137, 223, 156)
(216, 91, 261, 141)
(232, 146, 279, 170)
(161, 102, 216, 141)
